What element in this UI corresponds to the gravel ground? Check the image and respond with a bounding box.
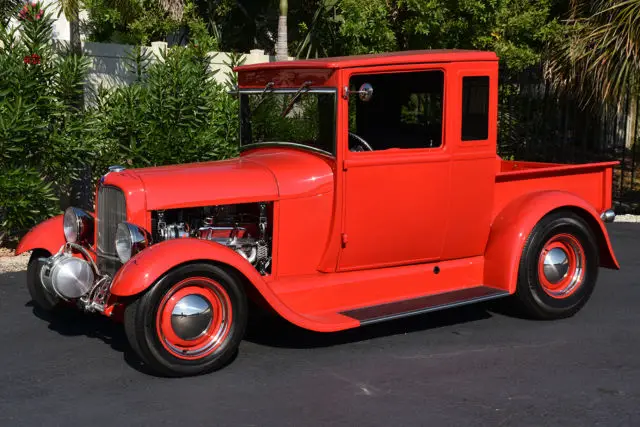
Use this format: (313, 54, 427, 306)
(0, 248, 29, 273)
(615, 214, 640, 223)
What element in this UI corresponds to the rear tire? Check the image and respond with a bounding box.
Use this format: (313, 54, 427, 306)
(124, 263, 247, 377)
(514, 211, 599, 319)
(26, 250, 63, 313)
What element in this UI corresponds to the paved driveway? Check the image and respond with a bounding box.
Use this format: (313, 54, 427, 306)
(0, 224, 638, 426)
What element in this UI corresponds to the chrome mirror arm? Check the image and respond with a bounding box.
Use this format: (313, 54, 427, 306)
(342, 83, 374, 101)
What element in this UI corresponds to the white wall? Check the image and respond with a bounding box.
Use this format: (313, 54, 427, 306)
(6, 4, 288, 96)
(82, 42, 280, 97)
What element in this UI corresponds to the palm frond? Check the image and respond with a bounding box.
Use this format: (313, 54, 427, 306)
(547, 0, 640, 105)
(58, 0, 80, 21)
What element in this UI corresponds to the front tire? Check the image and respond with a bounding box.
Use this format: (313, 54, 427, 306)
(514, 211, 599, 319)
(124, 263, 247, 377)
(27, 250, 63, 313)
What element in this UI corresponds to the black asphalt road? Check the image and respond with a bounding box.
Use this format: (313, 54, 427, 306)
(1, 224, 639, 426)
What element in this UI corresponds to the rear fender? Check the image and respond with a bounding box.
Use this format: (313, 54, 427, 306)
(484, 191, 619, 294)
(16, 215, 64, 255)
(109, 238, 331, 331)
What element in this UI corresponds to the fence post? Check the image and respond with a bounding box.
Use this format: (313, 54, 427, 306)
(151, 41, 168, 61)
(626, 96, 638, 150)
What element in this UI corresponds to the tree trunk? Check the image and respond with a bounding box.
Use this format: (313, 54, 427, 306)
(68, 9, 84, 110)
(626, 96, 638, 150)
(275, 0, 288, 61)
(69, 11, 81, 55)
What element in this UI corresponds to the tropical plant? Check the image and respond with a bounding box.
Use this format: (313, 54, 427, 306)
(93, 43, 240, 170)
(57, 0, 82, 53)
(547, 0, 640, 104)
(0, 2, 95, 241)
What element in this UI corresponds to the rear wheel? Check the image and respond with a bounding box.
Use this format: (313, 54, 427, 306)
(26, 250, 63, 313)
(124, 263, 247, 377)
(514, 212, 599, 319)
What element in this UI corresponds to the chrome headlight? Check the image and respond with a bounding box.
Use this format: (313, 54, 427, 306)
(115, 222, 150, 263)
(63, 207, 94, 244)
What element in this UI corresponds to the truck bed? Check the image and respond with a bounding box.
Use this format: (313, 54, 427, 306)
(494, 159, 618, 216)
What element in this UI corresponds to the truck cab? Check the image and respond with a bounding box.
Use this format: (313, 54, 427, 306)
(18, 51, 619, 377)
(236, 51, 500, 274)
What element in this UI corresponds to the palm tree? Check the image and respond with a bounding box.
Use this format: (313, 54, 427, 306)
(275, 0, 287, 61)
(548, 0, 640, 104)
(57, 0, 81, 54)
(158, 0, 184, 21)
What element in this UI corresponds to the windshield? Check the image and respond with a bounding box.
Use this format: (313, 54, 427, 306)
(239, 89, 337, 156)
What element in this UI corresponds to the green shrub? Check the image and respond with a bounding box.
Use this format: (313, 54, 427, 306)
(0, 2, 94, 242)
(1, 3, 242, 243)
(82, 0, 217, 49)
(0, 168, 59, 244)
(94, 45, 241, 169)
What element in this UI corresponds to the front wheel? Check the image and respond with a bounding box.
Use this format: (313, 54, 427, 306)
(514, 212, 599, 319)
(124, 263, 248, 377)
(27, 250, 63, 313)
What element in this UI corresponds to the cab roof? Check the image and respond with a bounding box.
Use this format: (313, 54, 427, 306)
(235, 50, 498, 72)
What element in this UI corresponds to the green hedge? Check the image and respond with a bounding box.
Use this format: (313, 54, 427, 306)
(0, 3, 240, 244)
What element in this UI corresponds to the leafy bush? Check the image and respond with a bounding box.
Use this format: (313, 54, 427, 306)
(1, 4, 242, 243)
(0, 168, 59, 244)
(0, 2, 96, 242)
(83, 0, 217, 49)
(94, 46, 241, 169)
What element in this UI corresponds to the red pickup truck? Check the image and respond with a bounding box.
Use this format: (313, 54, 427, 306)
(17, 50, 619, 377)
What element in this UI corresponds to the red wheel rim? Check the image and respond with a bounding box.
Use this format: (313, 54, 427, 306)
(537, 233, 585, 299)
(156, 277, 232, 360)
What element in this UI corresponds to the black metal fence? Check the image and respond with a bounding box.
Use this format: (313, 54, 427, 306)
(498, 67, 640, 212)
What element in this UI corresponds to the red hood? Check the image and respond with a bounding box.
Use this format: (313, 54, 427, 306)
(103, 148, 335, 211)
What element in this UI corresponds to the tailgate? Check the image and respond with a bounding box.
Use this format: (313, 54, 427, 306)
(493, 161, 618, 217)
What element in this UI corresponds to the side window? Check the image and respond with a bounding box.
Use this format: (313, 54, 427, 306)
(348, 71, 444, 151)
(461, 76, 490, 141)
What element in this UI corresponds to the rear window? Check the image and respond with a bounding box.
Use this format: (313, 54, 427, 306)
(461, 76, 489, 141)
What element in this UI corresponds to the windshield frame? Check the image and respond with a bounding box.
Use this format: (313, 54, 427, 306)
(238, 87, 338, 157)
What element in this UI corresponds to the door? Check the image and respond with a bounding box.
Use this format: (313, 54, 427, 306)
(338, 68, 452, 271)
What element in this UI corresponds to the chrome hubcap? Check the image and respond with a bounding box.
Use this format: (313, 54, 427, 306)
(171, 295, 213, 341)
(542, 247, 570, 284)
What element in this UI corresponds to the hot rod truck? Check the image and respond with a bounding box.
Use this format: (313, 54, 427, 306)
(17, 50, 620, 377)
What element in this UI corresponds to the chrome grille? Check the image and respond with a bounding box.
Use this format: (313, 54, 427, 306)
(97, 185, 126, 255)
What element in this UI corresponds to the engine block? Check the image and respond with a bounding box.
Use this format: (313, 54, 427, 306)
(152, 202, 272, 274)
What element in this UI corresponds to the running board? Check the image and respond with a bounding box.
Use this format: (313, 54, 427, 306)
(340, 286, 509, 325)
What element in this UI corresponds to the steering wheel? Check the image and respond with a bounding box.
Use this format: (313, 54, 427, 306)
(348, 132, 374, 152)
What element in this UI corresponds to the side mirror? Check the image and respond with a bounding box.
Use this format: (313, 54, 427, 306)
(343, 83, 374, 102)
(357, 83, 374, 102)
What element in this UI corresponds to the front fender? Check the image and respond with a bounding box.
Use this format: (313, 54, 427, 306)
(109, 238, 335, 331)
(16, 215, 64, 255)
(484, 191, 619, 294)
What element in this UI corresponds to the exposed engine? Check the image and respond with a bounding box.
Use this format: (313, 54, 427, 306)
(152, 202, 272, 275)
